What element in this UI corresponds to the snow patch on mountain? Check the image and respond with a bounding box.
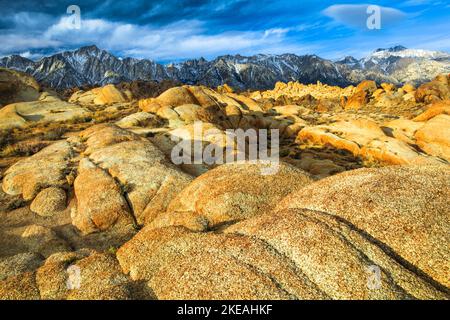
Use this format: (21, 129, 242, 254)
(0, 45, 448, 90)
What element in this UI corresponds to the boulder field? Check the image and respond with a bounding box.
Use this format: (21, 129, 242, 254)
(0, 73, 449, 300)
(2, 162, 448, 300)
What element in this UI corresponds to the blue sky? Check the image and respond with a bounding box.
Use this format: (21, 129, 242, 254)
(0, 0, 449, 62)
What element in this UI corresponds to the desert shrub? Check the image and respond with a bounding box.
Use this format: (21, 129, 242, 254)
(7, 199, 28, 211)
(0, 129, 14, 150)
(107, 246, 118, 256)
(64, 115, 93, 125)
(0, 140, 49, 157)
(42, 127, 67, 140)
(0, 144, 19, 157)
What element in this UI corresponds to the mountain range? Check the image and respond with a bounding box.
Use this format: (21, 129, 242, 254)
(1, 45, 449, 90)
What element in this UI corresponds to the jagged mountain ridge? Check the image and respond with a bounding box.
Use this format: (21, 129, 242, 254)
(337, 45, 450, 84)
(1, 45, 449, 90)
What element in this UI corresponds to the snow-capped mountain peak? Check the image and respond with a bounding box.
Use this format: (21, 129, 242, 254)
(366, 46, 450, 61)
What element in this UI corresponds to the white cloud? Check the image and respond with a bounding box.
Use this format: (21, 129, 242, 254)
(18, 51, 45, 60)
(0, 34, 60, 54)
(263, 28, 290, 38)
(322, 4, 406, 29)
(37, 17, 317, 60)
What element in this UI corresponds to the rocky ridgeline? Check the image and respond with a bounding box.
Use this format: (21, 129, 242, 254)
(251, 81, 355, 103)
(1, 45, 449, 90)
(0, 69, 449, 299)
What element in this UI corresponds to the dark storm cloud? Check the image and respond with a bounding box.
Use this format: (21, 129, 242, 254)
(0, 0, 448, 61)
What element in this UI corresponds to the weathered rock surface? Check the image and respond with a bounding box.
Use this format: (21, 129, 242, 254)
(2, 141, 72, 200)
(297, 119, 441, 165)
(413, 100, 450, 121)
(21, 225, 70, 258)
(0, 271, 41, 300)
(226, 207, 448, 299)
(115, 165, 449, 300)
(117, 226, 327, 299)
(253, 81, 353, 102)
(284, 155, 345, 179)
(0, 253, 43, 281)
(0, 93, 90, 130)
(1, 250, 137, 300)
(415, 74, 450, 103)
(69, 84, 131, 105)
(345, 80, 377, 110)
(71, 158, 132, 235)
(383, 118, 424, 145)
(150, 122, 232, 176)
(35, 250, 93, 300)
(415, 115, 450, 161)
(150, 162, 313, 231)
(138, 86, 306, 148)
(62, 252, 133, 300)
(139, 85, 269, 129)
(84, 127, 193, 227)
(2, 124, 193, 235)
(0, 76, 449, 301)
(277, 165, 450, 291)
(115, 112, 163, 129)
(30, 187, 67, 217)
